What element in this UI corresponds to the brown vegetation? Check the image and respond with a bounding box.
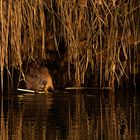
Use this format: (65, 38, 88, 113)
(0, 0, 140, 90)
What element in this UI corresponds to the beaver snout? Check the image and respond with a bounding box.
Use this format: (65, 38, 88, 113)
(39, 79, 54, 92)
(40, 80, 47, 86)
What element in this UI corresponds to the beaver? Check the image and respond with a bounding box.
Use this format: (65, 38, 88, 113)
(26, 66, 54, 93)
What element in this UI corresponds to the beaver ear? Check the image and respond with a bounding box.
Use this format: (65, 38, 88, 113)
(34, 74, 38, 78)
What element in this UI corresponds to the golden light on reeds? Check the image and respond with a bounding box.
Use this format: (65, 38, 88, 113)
(0, 0, 140, 88)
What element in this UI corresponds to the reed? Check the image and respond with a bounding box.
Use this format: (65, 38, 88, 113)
(0, 0, 140, 89)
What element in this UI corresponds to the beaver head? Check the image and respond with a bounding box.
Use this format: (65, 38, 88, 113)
(26, 67, 54, 93)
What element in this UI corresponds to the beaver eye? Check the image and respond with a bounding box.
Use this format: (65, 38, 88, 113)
(34, 74, 38, 78)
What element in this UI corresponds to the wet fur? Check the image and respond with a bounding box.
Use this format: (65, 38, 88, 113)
(26, 66, 54, 92)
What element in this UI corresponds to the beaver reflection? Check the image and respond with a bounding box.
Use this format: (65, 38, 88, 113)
(26, 67, 54, 93)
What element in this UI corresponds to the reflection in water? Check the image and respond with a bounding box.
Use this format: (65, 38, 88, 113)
(0, 89, 140, 140)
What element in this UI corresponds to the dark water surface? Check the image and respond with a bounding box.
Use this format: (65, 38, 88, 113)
(0, 89, 140, 140)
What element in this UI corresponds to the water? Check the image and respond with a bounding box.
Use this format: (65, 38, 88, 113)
(0, 89, 140, 140)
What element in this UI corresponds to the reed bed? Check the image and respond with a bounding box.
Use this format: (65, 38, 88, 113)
(0, 0, 140, 89)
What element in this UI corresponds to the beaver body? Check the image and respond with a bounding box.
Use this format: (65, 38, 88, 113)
(26, 66, 54, 93)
